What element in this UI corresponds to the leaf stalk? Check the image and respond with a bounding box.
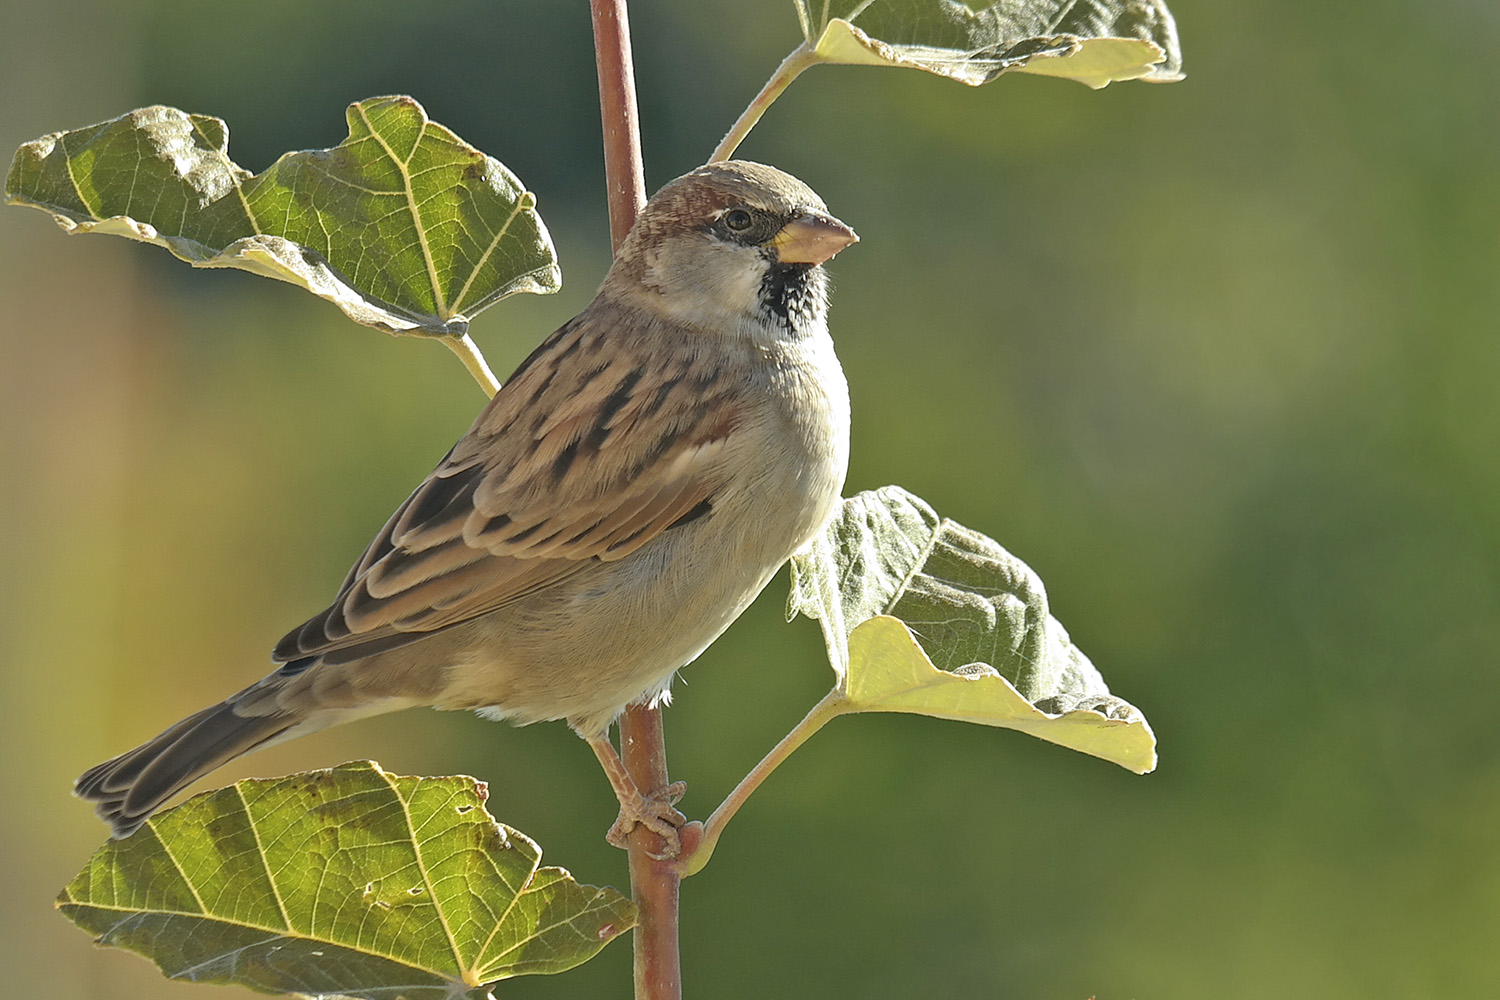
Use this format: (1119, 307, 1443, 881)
(710, 43, 821, 162)
(676, 688, 847, 877)
(441, 332, 502, 397)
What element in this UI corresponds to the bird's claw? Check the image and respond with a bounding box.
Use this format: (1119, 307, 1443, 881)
(605, 782, 688, 859)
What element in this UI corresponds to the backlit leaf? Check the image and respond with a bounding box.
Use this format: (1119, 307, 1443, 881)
(57, 761, 632, 999)
(790, 487, 1156, 772)
(6, 97, 559, 337)
(795, 0, 1183, 89)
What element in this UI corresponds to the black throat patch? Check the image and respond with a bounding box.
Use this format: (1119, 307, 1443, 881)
(759, 261, 820, 331)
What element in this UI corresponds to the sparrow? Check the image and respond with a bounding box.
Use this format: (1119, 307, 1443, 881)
(73, 160, 856, 857)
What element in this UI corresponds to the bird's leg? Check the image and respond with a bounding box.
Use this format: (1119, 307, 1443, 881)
(581, 729, 687, 859)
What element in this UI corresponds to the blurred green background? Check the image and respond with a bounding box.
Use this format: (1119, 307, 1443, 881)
(3, 1, 1497, 997)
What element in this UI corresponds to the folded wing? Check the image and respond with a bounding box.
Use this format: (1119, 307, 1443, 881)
(274, 309, 741, 665)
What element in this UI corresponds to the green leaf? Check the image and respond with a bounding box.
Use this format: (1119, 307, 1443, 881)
(789, 487, 1156, 772)
(5, 97, 560, 337)
(57, 761, 633, 999)
(794, 0, 1184, 89)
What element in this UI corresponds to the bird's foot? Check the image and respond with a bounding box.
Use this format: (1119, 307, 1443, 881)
(605, 781, 688, 859)
(579, 728, 689, 858)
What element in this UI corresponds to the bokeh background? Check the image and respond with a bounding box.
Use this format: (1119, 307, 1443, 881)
(3, 1, 1497, 997)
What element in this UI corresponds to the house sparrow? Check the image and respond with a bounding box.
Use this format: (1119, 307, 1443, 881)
(74, 160, 856, 858)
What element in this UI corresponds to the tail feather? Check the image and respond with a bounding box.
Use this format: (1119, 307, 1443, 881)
(75, 701, 297, 838)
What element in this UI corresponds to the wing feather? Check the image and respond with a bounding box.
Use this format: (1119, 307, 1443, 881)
(272, 305, 741, 664)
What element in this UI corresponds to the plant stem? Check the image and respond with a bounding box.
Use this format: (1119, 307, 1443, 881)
(440, 332, 501, 397)
(619, 705, 682, 998)
(592, 0, 647, 254)
(677, 689, 846, 877)
(590, 2, 680, 999)
(710, 42, 820, 162)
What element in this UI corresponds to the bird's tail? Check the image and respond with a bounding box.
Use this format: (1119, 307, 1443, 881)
(74, 697, 300, 838)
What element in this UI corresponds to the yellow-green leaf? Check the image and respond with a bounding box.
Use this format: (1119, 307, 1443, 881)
(790, 487, 1156, 773)
(847, 615, 1156, 773)
(57, 761, 632, 999)
(6, 97, 559, 337)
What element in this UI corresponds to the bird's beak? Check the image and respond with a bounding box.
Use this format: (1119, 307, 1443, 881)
(771, 212, 859, 265)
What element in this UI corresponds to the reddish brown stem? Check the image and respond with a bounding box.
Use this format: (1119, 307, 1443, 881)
(591, 0, 647, 252)
(589, 3, 681, 999)
(619, 705, 683, 999)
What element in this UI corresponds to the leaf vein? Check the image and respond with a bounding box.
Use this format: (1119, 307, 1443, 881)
(235, 782, 293, 930)
(379, 769, 472, 984)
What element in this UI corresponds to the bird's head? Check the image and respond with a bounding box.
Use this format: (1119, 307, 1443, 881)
(606, 160, 858, 339)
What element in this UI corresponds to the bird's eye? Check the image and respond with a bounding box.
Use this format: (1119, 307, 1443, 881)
(723, 208, 754, 231)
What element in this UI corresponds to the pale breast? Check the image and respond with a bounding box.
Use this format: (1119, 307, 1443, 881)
(432, 328, 850, 735)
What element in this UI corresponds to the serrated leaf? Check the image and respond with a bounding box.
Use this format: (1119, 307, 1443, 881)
(57, 761, 633, 999)
(6, 97, 559, 336)
(790, 486, 1156, 772)
(796, 0, 1183, 89)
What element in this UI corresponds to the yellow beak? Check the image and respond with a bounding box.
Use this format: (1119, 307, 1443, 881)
(771, 212, 859, 265)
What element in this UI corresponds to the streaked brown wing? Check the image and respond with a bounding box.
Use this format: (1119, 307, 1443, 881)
(274, 306, 740, 664)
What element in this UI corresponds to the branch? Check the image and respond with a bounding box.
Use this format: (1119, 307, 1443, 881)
(619, 704, 683, 998)
(592, 0, 647, 252)
(589, 3, 680, 999)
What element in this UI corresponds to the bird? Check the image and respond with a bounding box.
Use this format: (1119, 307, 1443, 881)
(73, 160, 857, 858)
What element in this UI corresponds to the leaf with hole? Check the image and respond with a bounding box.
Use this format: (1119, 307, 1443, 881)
(5, 96, 559, 337)
(57, 761, 633, 999)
